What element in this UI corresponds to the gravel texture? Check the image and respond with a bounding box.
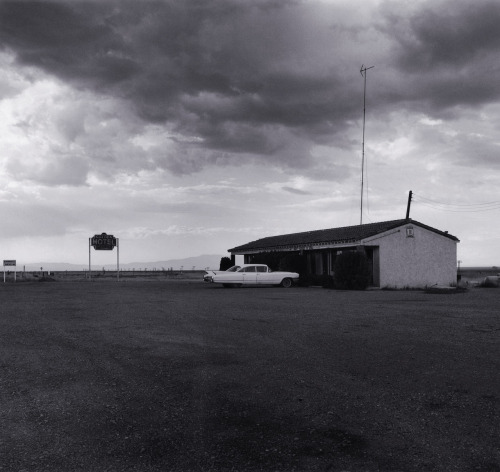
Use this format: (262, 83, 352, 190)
(0, 280, 498, 471)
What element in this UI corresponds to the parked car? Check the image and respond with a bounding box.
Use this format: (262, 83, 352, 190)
(209, 264, 299, 288)
(482, 275, 500, 287)
(203, 265, 241, 283)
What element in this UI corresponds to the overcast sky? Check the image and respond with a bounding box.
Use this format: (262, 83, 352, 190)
(1, 0, 500, 267)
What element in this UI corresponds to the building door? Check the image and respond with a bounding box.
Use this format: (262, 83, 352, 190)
(322, 252, 328, 275)
(366, 246, 380, 287)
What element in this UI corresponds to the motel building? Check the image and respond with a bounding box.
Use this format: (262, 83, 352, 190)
(228, 219, 460, 289)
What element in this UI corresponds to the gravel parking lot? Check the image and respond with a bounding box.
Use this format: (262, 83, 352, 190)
(0, 280, 498, 471)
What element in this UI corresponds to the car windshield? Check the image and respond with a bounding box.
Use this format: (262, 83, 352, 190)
(226, 266, 240, 272)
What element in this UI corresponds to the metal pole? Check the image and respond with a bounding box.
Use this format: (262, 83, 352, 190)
(360, 65, 374, 225)
(89, 238, 92, 281)
(116, 238, 119, 281)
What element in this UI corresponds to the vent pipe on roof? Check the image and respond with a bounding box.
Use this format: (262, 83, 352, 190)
(405, 190, 413, 220)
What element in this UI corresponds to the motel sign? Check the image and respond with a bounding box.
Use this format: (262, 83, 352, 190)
(89, 233, 120, 280)
(91, 233, 117, 250)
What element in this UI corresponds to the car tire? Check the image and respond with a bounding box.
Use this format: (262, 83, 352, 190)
(281, 278, 292, 288)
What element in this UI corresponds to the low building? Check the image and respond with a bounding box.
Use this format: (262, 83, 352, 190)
(228, 219, 459, 288)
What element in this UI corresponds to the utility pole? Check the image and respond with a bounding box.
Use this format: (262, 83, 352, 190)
(406, 190, 413, 219)
(360, 64, 374, 225)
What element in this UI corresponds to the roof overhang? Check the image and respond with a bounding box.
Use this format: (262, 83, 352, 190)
(229, 239, 361, 255)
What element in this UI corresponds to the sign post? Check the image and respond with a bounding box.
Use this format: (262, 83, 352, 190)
(89, 233, 119, 281)
(3, 260, 16, 283)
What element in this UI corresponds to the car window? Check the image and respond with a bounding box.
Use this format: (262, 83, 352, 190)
(241, 266, 256, 272)
(256, 266, 267, 272)
(226, 266, 240, 272)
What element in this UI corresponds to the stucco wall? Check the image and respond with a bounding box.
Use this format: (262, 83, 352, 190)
(369, 224, 457, 288)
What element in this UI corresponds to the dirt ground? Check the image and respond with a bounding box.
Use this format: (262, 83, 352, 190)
(0, 280, 498, 471)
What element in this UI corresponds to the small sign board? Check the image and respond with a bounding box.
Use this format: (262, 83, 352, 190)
(91, 233, 117, 251)
(3, 260, 17, 283)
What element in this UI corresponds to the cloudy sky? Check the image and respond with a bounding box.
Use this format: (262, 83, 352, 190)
(1, 0, 500, 267)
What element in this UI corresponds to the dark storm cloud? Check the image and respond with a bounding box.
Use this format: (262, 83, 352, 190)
(0, 1, 139, 86)
(0, 0, 357, 158)
(379, 0, 500, 111)
(389, 1, 500, 70)
(2, 0, 500, 174)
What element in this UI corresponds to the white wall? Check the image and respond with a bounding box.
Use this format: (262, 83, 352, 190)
(371, 224, 457, 288)
(234, 254, 245, 266)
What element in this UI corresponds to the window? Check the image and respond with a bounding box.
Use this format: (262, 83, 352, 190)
(256, 266, 267, 272)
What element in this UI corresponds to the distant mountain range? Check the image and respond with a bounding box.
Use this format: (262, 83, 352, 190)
(17, 254, 225, 272)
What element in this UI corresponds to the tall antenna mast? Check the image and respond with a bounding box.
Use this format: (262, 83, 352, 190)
(360, 64, 374, 225)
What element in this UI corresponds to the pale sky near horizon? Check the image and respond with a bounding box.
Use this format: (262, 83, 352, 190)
(1, 0, 500, 267)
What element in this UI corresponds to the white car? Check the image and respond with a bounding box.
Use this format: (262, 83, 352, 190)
(203, 265, 241, 283)
(210, 264, 299, 288)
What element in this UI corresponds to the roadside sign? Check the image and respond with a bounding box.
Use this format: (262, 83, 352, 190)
(91, 233, 117, 250)
(88, 234, 120, 281)
(3, 260, 17, 283)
